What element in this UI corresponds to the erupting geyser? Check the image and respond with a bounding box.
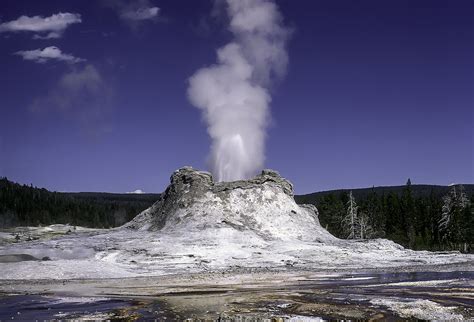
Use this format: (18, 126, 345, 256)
(187, 0, 291, 182)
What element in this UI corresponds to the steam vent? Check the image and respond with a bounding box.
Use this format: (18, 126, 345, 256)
(126, 166, 336, 242)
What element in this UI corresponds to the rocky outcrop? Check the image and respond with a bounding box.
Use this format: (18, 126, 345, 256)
(125, 167, 334, 242)
(213, 169, 294, 197)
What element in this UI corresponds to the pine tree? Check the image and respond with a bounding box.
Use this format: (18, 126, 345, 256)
(384, 192, 402, 240)
(367, 187, 384, 237)
(343, 191, 360, 239)
(439, 185, 470, 248)
(460, 204, 473, 252)
(456, 185, 469, 208)
(358, 211, 373, 239)
(402, 178, 416, 248)
(427, 189, 440, 248)
(439, 193, 453, 238)
(317, 193, 346, 237)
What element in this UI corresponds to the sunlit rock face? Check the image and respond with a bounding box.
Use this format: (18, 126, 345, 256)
(126, 167, 335, 242)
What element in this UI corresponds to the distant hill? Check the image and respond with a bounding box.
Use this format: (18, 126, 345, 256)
(62, 191, 160, 204)
(295, 184, 474, 205)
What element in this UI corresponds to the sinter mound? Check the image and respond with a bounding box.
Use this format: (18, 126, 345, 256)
(125, 167, 336, 242)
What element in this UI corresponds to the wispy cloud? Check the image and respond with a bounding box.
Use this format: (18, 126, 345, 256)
(102, 0, 160, 27)
(32, 32, 62, 39)
(15, 46, 85, 64)
(120, 6, 159, 22)
(31, 64, 106, 112)
(31, 64, 114, 136)
(0, 12, 81, 39)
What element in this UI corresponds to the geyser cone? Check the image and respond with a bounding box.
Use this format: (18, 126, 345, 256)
(126, 166, 336, 243)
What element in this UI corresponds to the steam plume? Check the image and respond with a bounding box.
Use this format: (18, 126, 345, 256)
(187, 0, 290, 182)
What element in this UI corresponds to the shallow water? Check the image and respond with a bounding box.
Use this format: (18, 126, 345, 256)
(1, 271, 472, 320)
(0, 295, 133, 320)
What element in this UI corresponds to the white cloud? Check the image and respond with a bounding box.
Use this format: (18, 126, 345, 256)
(33, 31, 62, 39)
(127, 189, 145, 194)
(0, 12, 81, 38)
(15, 46, 85, 64)
(120, 6, 159, 21)
(103, 0, 160, 26)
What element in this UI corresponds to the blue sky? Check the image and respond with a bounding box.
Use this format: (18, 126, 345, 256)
(0, 0, 472, 194)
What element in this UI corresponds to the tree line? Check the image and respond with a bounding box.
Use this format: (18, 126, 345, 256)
(299, 180, 473, 252)
(0, 178, 158, 228)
